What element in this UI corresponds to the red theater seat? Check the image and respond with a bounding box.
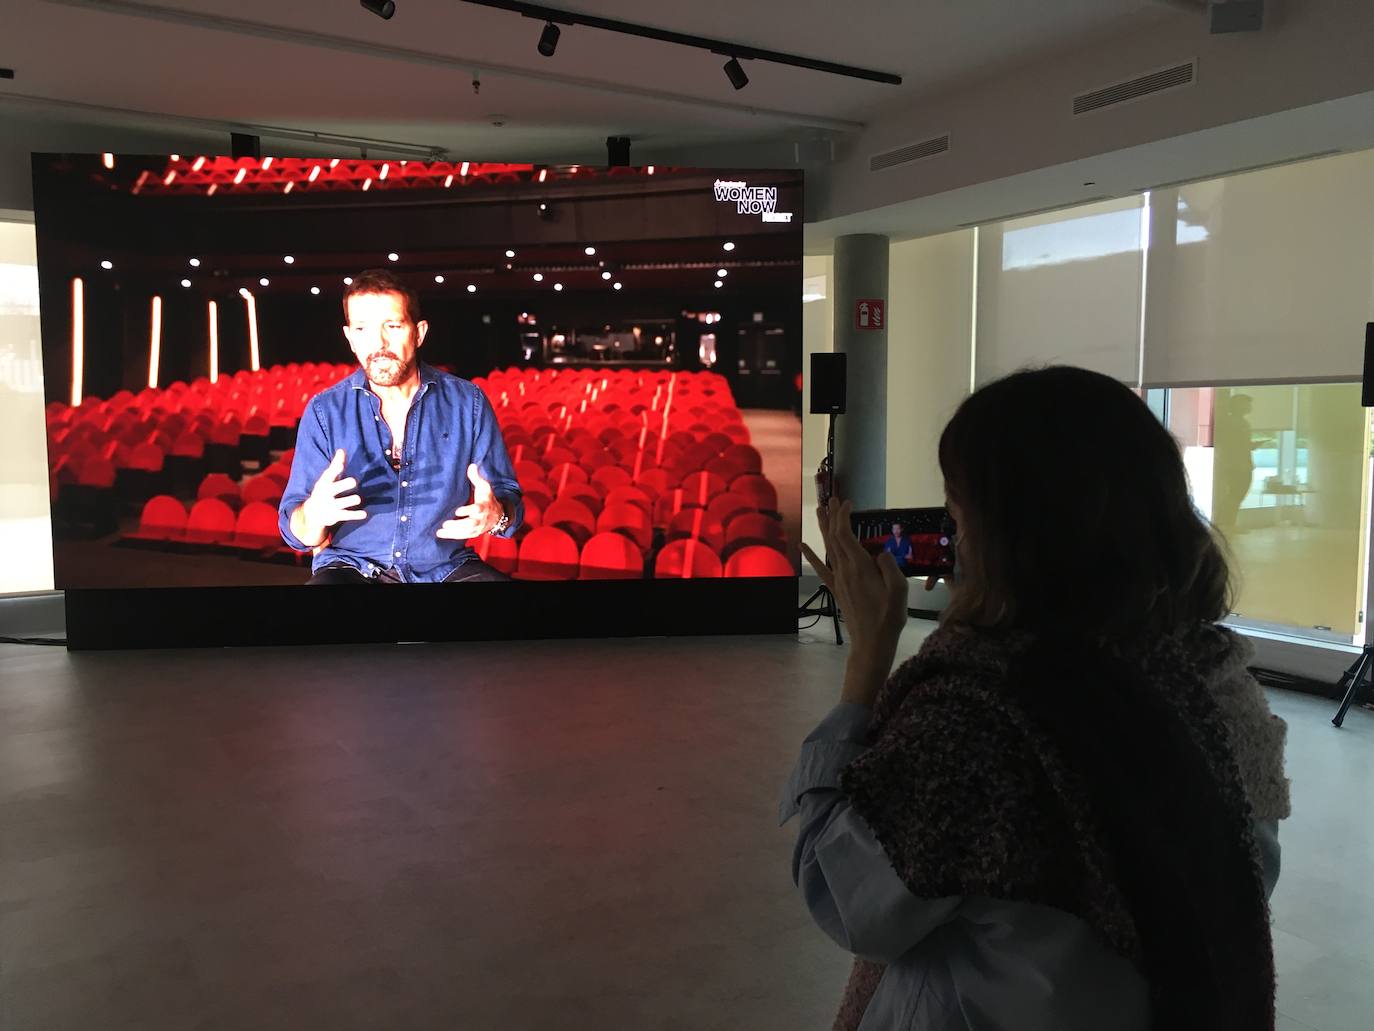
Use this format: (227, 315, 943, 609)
(706, 492, 756, 531)
(198, 473, 242, 507)
(703, 432, 734, 455)
(654, 538, 722, 579)
(473, 532, 519, 574)
(523, 486, 553, 513)
(556, 482, 603, 516)
(729, 474, 779, 513)
(516, 526, 580, 580)
(597, 503, 653, 553)
(725, 546, 795, 578)
(184, 498, 236, 545)
(229, 501, 281, 550)
(170, 431, 207, 458)
(636, 468, 677, 497)
(680, 471, 727, 507)
(542, 498, 596, 546)
(722, 512, 786, 554)
(603, 485, 653, 514)
(75, 457, 117, 488)
(579, 532, 645, 580)
(722, 423, 752, 445)
(667, 508, 726, 554)
(653, 489, 687, 529)
(547, 463, 590, 492)
(242, 474, 285, 506)
(126, 495, 188, 542)
(126, 443, 165, 472)
(590, 465, 632, 496)
(515, 460, 549, 486)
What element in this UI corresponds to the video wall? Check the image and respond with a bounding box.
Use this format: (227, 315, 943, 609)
(33, 156, 803, 590)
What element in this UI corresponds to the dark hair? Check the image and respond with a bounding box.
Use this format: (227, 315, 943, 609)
(342, 269, 422, 325)
(938, 365, 1233, 643)
(1013, 637, 1273, 1030)
(947, 368, 1271, 1026)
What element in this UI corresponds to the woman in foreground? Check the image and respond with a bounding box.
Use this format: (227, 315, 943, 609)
(784, 366, 1290, 1031)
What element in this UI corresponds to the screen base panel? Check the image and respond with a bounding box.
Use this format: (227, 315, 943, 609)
(63, 578, 797, 650)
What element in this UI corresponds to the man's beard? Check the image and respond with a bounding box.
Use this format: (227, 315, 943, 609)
(364, 351, 416, 388)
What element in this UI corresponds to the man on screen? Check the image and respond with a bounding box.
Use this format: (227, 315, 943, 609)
(882, 522, 914, 571)
(278, 270, 523, 584)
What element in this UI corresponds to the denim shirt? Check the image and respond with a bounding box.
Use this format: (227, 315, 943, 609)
(277, 363, 523, 582)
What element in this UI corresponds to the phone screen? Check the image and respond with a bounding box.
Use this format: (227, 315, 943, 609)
(851, 507, 956, 579)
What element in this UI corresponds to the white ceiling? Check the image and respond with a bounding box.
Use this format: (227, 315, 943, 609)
(2, 0, 1169, 157)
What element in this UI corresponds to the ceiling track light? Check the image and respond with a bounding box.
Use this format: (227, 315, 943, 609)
(723, 57, 748, 91)
(360, 0, 396, 19)
(537, 21, 560, 57)
(456, 1, 900, 85)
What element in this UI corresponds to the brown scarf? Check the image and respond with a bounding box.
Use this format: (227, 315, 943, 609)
(831, 621, 1289, 1031)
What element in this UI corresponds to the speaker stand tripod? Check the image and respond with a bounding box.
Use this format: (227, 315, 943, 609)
(1332, 645, 1373, 727)
(799, 413, 843, 645)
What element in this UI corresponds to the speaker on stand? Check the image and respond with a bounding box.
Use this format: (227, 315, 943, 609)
(801, 353, 846, 644)
(1334, 323, 1374, 726)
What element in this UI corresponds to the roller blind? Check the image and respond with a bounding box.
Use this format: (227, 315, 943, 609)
(975, 196, 1145, 387)
(1142, 149, 1374, 386)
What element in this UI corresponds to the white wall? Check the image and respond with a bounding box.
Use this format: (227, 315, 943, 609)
(819, 0, 1374, 223)
(800, 253, 833, 563)
(885, 230, 976, 507)
(0, 216, 54, 593)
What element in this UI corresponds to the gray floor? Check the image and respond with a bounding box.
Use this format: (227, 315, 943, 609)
(1, 616, 1372, 1030)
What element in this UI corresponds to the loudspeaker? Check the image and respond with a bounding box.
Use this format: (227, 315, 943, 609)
(1209, 0, 1264, 34)
(1363, 323, 1374, 408)
(607, 136, 631, 168)
(810, 353, 847, 415)
(230, 133, 261, 160)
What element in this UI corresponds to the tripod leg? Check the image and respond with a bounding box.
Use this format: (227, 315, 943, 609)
(1332, 650, 1372, 728)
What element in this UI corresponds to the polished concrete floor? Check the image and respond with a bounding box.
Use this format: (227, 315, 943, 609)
(1, 617, 1372, 1030)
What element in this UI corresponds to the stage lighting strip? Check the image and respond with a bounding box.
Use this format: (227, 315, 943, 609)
(120, 158, 680, 196)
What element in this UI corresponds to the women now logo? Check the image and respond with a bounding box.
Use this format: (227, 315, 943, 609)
(712, 180, 794, 222)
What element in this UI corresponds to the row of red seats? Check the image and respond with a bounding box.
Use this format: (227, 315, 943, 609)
(474, 526, 792, 579)
(123, 495, 794, 578)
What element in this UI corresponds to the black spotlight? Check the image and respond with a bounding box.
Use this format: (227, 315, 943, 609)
(360, 0, 395, 17)
(538, 22, 560, 57)
(723, 57, 748, 91)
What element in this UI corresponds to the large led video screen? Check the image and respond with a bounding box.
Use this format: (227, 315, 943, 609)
(33, 155, 802, 599)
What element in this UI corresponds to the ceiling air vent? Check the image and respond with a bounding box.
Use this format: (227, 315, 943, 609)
(870, 134, 950, 173)
(1074, 61, 1195, 116)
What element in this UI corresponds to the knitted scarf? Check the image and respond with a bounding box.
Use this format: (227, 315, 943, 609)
(831, 621, 1290, 1031)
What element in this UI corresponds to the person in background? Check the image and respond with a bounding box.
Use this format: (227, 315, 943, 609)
(880, 522, 913, 571)
(1212, 392, 1257, 536)
(279, 269, 522, 584)
(791, 366, 1289, 1031)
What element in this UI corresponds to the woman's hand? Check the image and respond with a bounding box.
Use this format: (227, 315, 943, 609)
(801, 498, 909, 706)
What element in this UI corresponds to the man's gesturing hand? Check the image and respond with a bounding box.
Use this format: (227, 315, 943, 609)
(295, 449, 367, 546)
(437, 464, 505, 540)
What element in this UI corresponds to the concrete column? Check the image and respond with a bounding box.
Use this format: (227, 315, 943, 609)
(831, 234, 889, 508)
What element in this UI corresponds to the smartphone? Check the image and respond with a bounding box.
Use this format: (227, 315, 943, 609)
(851, 507, 956, 579)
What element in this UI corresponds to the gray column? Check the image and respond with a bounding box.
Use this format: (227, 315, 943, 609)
(831, 234, 889, 508)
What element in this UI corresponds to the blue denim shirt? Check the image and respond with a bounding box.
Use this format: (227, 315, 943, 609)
(278, 363, 523, 582)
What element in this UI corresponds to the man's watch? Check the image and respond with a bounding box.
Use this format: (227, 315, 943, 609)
(488, 510, 511, 536)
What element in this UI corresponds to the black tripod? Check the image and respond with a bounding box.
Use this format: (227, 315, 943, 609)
(1332, 644, 1374, 727)
(799, 414, 843, 645)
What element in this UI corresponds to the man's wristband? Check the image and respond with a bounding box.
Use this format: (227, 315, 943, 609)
(488, 509, 511, 536)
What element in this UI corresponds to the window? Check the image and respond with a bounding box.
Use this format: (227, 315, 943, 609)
(1163, 383, 1370, 643)
(0, 218, 54, 594)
